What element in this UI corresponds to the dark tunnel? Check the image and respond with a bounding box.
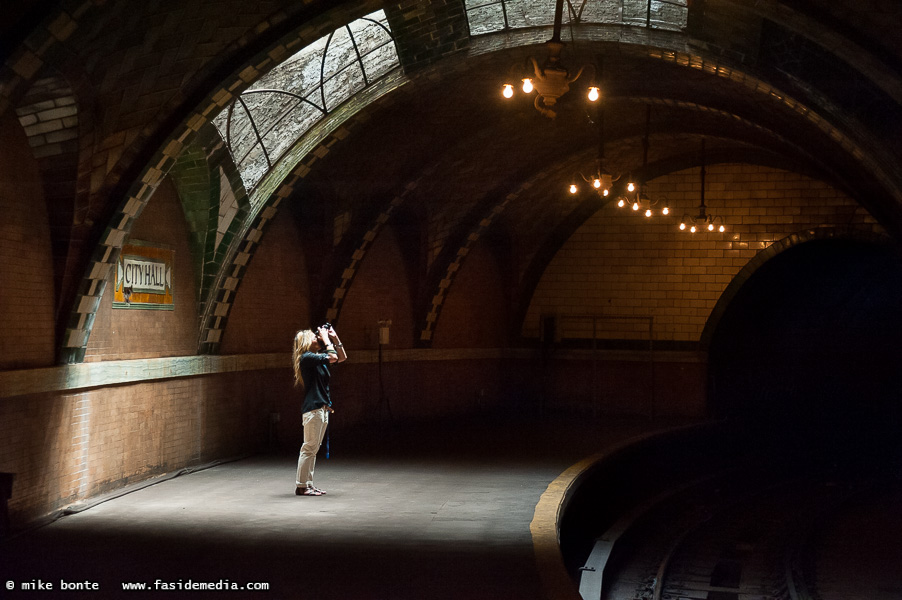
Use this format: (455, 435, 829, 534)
(709, 238, 902, 471)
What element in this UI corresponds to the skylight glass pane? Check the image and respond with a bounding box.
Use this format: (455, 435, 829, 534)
(213, 9, 399, 193)
(503, 0, 556, 29)
(253, 36, 329, 100)
(323, 64, 366, 111)
(348, 12, 393, 56)
(361, 43, 401, 81)
(220, 104, 257, 166)
(621, 0, 649, 26)
(465, 0, 687, 34)
(650, 0, 688, 30)
(260, 100, 322, 169)
(466, 4, 506, 35)
(242, 92, 304, 152)
(576, 1, 621, 24)
(239, 145, 269, 192)
(322, 26, 357, 84)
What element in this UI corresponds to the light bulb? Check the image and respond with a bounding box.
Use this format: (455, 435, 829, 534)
(662, 206, 669, 215)
(502, 84, 514, 99)
(593, 178, 601, 189)
(708, 223, 715, 231)
(719, 225, 725, 233)
(522, 78, 534, 94)
(569, 184, 578, 194)
(587, 87, 600, 102)
(617, 198, 625, 207)
(690, 225, 697, 233)
(645, 209, 652, 217)
(627, 182, 635, 192)
(632, 202, 640, 211)
(679, 222, 686, 231)
(603, 189, 609, 197)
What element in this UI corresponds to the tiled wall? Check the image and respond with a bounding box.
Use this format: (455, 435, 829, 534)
(339, 223, 417, 350)
(84, 177, 199, 361)
(0, 114, 57, 369)
(0, 371, 279, 525)
(218, 207, 312, 354)
(432, 240, 512, 348)
(524, 164, 881, 341)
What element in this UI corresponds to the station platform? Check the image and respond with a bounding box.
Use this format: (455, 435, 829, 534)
(1, 415, 669, 600)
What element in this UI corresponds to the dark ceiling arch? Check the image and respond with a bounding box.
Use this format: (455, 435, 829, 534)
(714, 0, 902, 104)
(507, 146, 822, 340)
(32, 0, 387, 362)
(42, 4, 902, 362)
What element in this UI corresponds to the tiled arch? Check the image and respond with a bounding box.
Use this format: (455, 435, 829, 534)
(48, 1, 388, 362)
(633, 44, 902, 206)
(49, 16, 898, 361)
(323, 165, 439, 325)
(201, 35, 893, 354)
(414, 109, 817, 347)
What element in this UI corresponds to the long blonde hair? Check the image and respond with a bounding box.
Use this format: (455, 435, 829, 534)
(292, 329, 318, 388)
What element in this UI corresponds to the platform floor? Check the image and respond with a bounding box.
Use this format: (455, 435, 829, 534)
(1, 415, 666, 600)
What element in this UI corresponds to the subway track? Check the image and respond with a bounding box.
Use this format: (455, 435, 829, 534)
(599, 476, 848, 600)
(564, 426, 902, 600)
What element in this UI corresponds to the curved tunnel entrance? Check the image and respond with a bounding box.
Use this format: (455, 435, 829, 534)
(708, 237, 902, 468)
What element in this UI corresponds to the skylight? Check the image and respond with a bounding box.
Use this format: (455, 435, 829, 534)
(464, 0, 688, 36)
(214, 10, 400, 194)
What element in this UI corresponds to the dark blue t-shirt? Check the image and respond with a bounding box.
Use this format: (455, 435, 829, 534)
(300, 351, 333, 413)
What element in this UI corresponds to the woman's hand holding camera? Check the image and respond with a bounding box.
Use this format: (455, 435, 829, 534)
(316, 323, 346, 363)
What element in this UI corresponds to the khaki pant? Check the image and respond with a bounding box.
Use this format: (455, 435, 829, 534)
(296, 407, 329, 489)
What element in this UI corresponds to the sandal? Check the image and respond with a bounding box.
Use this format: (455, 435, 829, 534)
(296, 487, 324, 496)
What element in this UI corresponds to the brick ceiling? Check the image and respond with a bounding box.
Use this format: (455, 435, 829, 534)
(2, 0, 901, 359)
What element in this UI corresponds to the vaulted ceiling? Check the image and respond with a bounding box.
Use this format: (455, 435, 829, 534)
(2, 0, 900, 361)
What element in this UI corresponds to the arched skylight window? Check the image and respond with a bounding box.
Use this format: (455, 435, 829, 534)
(465, 0, 687, 36)
(214, 10, 399, 194)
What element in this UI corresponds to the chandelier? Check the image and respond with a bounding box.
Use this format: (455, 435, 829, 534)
(569, 166, 618, 197)
(501, 0, 598, 119)
(567, 57, 623, 199)
(612, 106, 669, 218)
(679, 140, 726, 233)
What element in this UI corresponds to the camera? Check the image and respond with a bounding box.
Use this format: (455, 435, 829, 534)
(320, 322, 332, 331)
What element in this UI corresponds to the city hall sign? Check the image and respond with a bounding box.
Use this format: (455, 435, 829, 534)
(113, 242, 174, 310)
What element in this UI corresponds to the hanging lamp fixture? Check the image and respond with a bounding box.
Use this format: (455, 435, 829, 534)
(567, 57, 620, 197)
(612, 105, 669, 217)
(679, 139, 726, 233)
(501, 0, 597, 119)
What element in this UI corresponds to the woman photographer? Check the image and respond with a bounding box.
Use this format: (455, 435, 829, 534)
(292, 323, 347, 496)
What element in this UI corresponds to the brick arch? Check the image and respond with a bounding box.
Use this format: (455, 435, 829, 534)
(169, 123, 251, 300)
(13, 70, 83, 315)
(323, 165, 438, 325)
(628, 43, 902, 207)
(699, 225, 891, 350)
(509, 150, 812, 345)
(195, 69, 416, 354)
(0, 1, 102, 118)
(415, 132, 830, 347)
(415, 157, 589, 345)
(52, 14, 892, 361)
(182, 32, 898, 358)
(48, 0, 390, 362)
(410, 102, 814, 346)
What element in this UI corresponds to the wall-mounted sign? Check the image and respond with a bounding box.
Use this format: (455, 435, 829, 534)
(113, 242, 174, 310)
